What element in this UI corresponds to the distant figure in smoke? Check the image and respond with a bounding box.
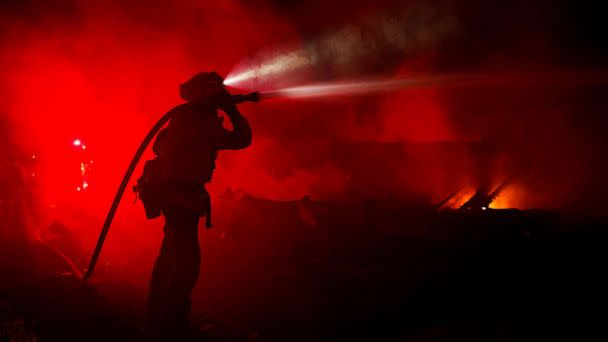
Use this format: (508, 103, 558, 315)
(0, 115, 29, 247)
(138, 72, 252, 339)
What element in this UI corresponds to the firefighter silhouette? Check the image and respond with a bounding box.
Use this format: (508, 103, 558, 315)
(139, 72, 252, 338)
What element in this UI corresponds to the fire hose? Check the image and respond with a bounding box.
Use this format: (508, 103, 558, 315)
(82, 92, 259, 282)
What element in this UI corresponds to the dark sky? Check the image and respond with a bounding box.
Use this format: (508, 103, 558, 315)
(269, 0, 607, 69)
(2, 0, 605, 68)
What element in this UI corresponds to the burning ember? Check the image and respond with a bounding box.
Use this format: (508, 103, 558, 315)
(71, 138, 93, 193)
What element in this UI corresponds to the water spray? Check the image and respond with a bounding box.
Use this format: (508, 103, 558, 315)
(256, 76, 453, 99)
(231, 70, 608, 101)
(228, 74, 470, 101)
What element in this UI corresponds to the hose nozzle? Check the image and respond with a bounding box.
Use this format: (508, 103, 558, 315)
(231, 92, 260, 104)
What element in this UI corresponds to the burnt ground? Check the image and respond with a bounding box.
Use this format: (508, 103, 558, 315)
(1, 198, 608, 341)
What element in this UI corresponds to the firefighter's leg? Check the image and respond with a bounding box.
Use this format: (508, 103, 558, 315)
(146, 206, 201, 338)
(145, 219, 178, 338)
(170, 209, 201, 333)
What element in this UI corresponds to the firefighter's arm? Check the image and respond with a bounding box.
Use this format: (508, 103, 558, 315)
(217, 101, 252, 150)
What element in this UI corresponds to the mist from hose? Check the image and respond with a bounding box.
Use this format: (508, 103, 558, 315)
(224, 4, 459, 89)
(224, 51, 312, 87)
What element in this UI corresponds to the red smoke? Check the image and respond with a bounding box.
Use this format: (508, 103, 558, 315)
(1, 0, 606, 291)
(0, 0, 300, 285)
